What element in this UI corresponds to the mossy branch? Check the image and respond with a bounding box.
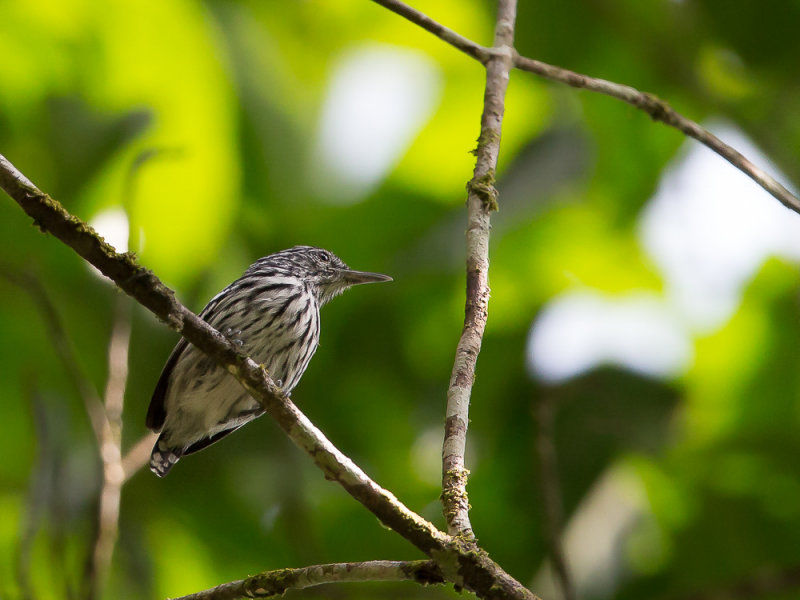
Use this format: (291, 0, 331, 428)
(170, 560, 445, 600)
(0, 153, 539, 600)
(442, 1, 516, 540)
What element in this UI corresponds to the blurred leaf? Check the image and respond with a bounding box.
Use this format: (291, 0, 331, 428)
(3, 1, 800, 600)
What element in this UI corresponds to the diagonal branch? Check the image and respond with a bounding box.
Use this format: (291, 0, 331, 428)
(441, 0, 517, 539)
(0, 153, 538, 600)
(369, 0, 489, 62)
(0, 268, 108, 442)
(121, 432, 159, 482)
(365, 0, 799, 214)
(85, 296, 132, 600)
(512, 54, 800, 214)
(170, 560, 445, 600)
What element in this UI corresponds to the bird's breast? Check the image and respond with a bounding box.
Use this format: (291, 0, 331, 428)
(244, 288, 320, 391)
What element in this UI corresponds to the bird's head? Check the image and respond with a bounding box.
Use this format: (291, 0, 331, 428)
(258, 246, 392, 305)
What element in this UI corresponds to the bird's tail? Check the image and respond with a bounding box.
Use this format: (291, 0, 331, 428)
(150, 435, 183, 477)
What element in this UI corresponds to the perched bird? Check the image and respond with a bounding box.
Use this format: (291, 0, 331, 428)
(146, 245, 391, 477)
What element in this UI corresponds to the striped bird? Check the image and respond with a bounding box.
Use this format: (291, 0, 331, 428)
(146, 246, 391, 477)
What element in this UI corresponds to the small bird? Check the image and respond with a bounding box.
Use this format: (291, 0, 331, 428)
(146, 245, 391, 477)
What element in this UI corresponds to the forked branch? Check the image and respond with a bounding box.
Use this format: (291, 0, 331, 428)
(0, 153, 537, 600)
(369, 0, 800, 214)
(85, 297, 132, 600)
(171, 560, 444, 600)
(442, 0, 517, 538)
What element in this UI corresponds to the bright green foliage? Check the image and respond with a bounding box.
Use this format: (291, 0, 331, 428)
(2, 1, 800, 600)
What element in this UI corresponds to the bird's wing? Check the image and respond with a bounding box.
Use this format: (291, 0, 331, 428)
(145, 337, 189, 431)
(181, 413, 262, 457)
(146, 291, 228, 432)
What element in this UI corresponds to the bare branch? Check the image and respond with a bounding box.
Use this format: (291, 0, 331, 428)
(171, 560, 444, 600)
(441, 0, 517, 539)
(365, 1, 799, 213)
(0, 267, 108, 442)
(85, 296, 132, 600)
(534, 394, 574, 600)
(0, 153, 538, 600)
(369, 0, 489, 62)
(512, 53, 800, 214)
(121, 432, 160, 482)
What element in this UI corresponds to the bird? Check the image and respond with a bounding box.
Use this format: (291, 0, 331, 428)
(145, 245, 392, 477)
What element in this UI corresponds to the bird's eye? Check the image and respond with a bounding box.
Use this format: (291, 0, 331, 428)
(316, 250, 331, 263)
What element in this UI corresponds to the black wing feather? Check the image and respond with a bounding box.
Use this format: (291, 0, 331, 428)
(183, 420, 248, 456)
(146, 338, 189, 431)
(146, 292, 227, 432)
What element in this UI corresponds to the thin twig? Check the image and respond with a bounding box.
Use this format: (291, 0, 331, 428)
(170, 560, 445, 600)
(83, 149, 160, 598)
(441, 0, 517, 539)
(85, 296, 132, 600)
(369, 0, 489, 62)
(0, 153, 538, 600)
(512, 54, 800, 214)
(121, 432, 160, 482)
(534, 394, 574, 600)
(0, 268, 108, 442)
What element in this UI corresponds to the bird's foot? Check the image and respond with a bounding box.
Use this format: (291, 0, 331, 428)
(224, 327, 245, 347)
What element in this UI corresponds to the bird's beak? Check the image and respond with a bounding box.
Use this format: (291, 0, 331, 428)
(341, 270, 393, 285)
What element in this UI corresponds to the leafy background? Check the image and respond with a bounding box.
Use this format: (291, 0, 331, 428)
(2, 1, 800, 599)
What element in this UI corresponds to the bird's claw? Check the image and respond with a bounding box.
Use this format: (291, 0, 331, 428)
(224, 327, 245, 347)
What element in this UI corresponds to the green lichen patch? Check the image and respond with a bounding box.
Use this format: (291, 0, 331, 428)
(470, 129, 501, 157)
(244, 567, 295, 597)
(441, 467, 472, 524)
(431, 547, 464, 587)
(466, 171, 499, 211)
